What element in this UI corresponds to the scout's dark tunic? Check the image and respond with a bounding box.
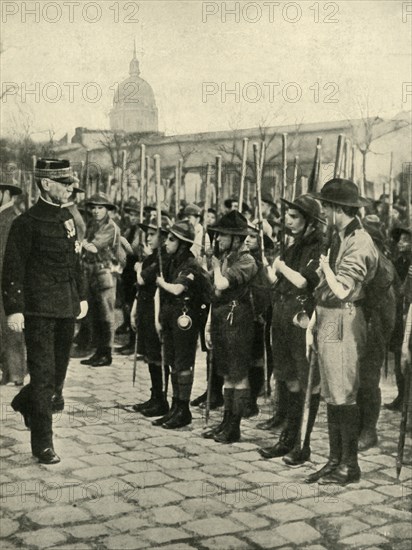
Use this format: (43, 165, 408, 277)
(249, 250, 273, 364)
(135, 249, 167, 365)
(211, 249, 257, 382)
(2, 197, 84, 453)
(160, 247, 202, 372)
(271, 228, 323, 387)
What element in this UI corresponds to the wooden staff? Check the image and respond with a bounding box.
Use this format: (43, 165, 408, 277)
(29, 155, 36, 208)
(408, 166, 412, 229)
(260, 140, 266, 189)
(351, 144, 356, 181)
(291, 155, 299, 201)
(308, 138, 322, 193)
(85, 150, 90, 198)
(238, 138, 249, 210)
(280, 133, 288, 257)
(139, 144, 145, 223)
(145, 155, 150, 204)
(388, 152, 394, 231)
(253, 142, 268, 398)
(344, 139, 351, 179)
(120, 150, 127, 218)
(215, 155, 222, 215)
(174, 164, 179, 219)
(397, 365, 411, 479)
(334, 134, 344, 178)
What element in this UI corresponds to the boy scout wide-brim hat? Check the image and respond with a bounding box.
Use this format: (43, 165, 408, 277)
(168, 220, 195, 243)
(0, 183, 22, 196)
(210, 210, 250, 236)
(312, 178, 370, 208)
(35, 158, 79, 185)
(261, 193, 277, 208)
(139, 215, 172, 234)
(72, 186, 85, 194)
(281, 194, 326, 225)
(86, 192, 116, 210)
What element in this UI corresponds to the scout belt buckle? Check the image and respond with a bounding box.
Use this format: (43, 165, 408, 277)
(177, 301, 192, 331)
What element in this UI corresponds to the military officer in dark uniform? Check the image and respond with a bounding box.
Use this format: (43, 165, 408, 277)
(2, 159, 87, 464)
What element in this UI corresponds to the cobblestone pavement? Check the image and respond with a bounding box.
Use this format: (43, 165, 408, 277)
(1, 347, 411, 550)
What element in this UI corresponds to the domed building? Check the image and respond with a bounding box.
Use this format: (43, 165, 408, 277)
(109, 45, 159, 134)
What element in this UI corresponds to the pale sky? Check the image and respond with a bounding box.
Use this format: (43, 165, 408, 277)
(1, 0, 411, 140)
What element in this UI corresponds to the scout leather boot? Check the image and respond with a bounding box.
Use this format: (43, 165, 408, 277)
(152, 398, 178, 426)
(283, 393, 320, 466)
(162, 400, 192, 429)
(258, 429, 295, 458)
(141, 394, 169, 417)
(133, 389, 157, 413)
(320, 405, 361, 486)
(256, 381, 288, 430)
(214, 414, 241, 444)
(202, 410, 231, 439)
(305, 404, 341, 483)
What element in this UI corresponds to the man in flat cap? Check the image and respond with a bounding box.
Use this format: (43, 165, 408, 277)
(2, 159, 88, 464)
(0, 183, 26, 386)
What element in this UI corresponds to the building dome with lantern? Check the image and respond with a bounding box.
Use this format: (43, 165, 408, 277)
(109, 44, 159, 134)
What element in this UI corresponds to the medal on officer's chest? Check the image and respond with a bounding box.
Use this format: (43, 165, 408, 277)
(64, 219, 76, 239)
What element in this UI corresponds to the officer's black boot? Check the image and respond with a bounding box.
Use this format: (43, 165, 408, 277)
(214, 388, 249, 444)
(203, 388, 234, 439)
(256, 380, 288, 430)
(258, 391, 302, 458)
(283, 393, 320, 466)
(244, 367, 264, 419)
(358, 388, 380, 451)
(152, 372, 178, 426)
(163, 370, 193, 429)
(305, 404, 341, 483)
(320, 405, 361, 486)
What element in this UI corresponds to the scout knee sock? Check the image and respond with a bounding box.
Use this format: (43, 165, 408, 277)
(177, 370, 194, 402)
(148, 363, 163, 397)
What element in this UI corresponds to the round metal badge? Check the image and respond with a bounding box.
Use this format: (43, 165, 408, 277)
(177, 312, 192, 330)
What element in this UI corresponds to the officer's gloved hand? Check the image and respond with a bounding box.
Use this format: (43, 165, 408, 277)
(7, 313, 25, 333)
(77, 301, 88, 320)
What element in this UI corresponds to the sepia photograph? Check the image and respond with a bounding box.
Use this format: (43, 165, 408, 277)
(0, 1, 411, 549)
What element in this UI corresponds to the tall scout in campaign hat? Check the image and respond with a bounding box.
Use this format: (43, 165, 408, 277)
(85, 192, 117, 210)
(209, 210, 250, 236)
(281, 194, 326, 225)
(311, 178, 370, 208)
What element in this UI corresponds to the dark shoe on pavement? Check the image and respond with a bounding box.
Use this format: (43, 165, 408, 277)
(358, 429, 378, 452)
(141, 397, 169, 418)
(202, 411, 231, 439)
(152, 398, 178, 426)
(319, 463, 361, 486)
(162, 401, 192, 429)
(133, 395, 156, 413)
(80, 353, 100, 365)
(214, 415, 241, 444)
(51, 395, 65, 413)
(36, 448, 61, 465)
(305, 459, 340, 484)
(190, 391, 207, 407)
(283, 444, 311, 466)
(243, 401, 259, 419)
(258, 430, 294, 459)
(89, 355, 112, 367)
(384, 396, 402, 412)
